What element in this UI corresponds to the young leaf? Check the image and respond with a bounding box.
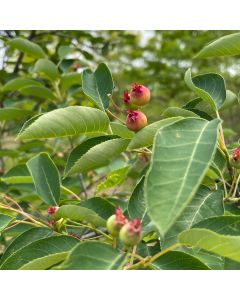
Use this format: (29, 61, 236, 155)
(145, 118, 220, 237)
(127, 117, 183, 150)
(163, 186, 224, 248)
(65, 137, 130, 176)
(0, 235, 78, 270)
(26, 153, 61, 205)
(33, 59, 60, 81)
(8, 38, 46, 59)
(0, 108, 33, 121)
(19, 85, 55, 100)
(178, 228, 240, 263)
(96, 166, 129, 193)
(2, 164, 32, 184)
(184, 69, 226, 110)
(195, 33, 240, 58)
(2, 77, 43, 91)
(17, 106, 109, 140)
(59, 241, 126, 270)
(82, 63, 114, 110)
(60, 72, 82, 90)
(54, 205, 106, 227)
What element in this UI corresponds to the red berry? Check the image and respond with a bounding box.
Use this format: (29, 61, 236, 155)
(126, 110, 148, 132)
(119, 219, 142, 247)
(106, 207, 127, 237)
(47, 207, 57, 215)
(122, 90, 130, 105)
(231, 147, 240, 169)
(129, 83, 150, 106)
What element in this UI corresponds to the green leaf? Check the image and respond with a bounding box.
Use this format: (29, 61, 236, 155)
(110, 122, 134, 139)
(0, 235, 78, 270)
(178, 228, 240, 263)
(162, 107, 198, 118)
(26, 153, 61, 205)
(65, 137, 129, 176)
(184, 69, 226, 109)
(17, 106, 109, 140)
(80, 197, 115, 220)
(0, 108, 33, 121)
(33, 59, 60, 81)
(55, 205, 106, 227)
(145, 118, 220, 236)
(163, 186, 224, 247)
(195, 33, 240, 58)
(0, 214, 14, 232)
(60, 72, 82, 90)
(8, 37, 46, 59)
(57, 45, 72, 60)
(127, 117, 183, 150)
(219, 90, 239, 111)
(19, 85, 55, 100)
(151, 250, 210, 270)
(96, 166, 129, 193)
(128, 177, 145, 219)
(1, 164, 32, 184)
(2, 77, 43, 91)
(193, 216, 240, 235)
(0, 227, 53, 265)
(59, 241, 126, 270)
(82, 63, 114, 110)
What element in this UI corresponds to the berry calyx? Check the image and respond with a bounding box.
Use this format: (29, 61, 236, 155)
(231, 147, 240, 169)
(119, 219, 142, 247)
(47, 207, 57, 215)
(122, 90, 130, 105)
(106, 207, 128, 237)
(126, 110, 148, 132)
(129, 83, 150, 106)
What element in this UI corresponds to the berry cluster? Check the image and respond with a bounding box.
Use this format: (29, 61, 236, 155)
(121, 83, 151, 132)
(106, 207, 142, 247)
(231, 147, 240, 169)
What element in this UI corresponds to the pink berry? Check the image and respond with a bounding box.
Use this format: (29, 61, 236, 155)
(129, 83, 150, 106)
(126, 110, 148, 132)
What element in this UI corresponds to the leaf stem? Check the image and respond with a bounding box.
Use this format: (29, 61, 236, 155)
(61, 185, 81, 201)
(106, 109, 126, 124)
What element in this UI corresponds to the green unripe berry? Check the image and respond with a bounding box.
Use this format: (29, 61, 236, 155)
(106, 208, 127, 237)
(119, 219, 142, 247)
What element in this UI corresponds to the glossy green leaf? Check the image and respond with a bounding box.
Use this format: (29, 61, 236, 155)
(19, 85, 55, 100)
(163, 186, 224, 247)
(0, 108, 32, 121)
(0, 227, 53, 265)
(219, 90, 239, 111)
(60, 72, 82, 90)
(17, 106, 109, 140)
(145, 118, 220, 236)
(110, 122, 134, 139)
(59, 241, 126, 270)
(65, 137, 129, 176)
(184, 69, 226, 109)
(33, 59, 60, 81)
(0, 235, 78, 270)
(8, 38, 46, 59)
(0, 214, 14, 232)
(128, 177, 145, 219)
(96, 166, 129, 193)
(179, 228, 240, 263)
(55, 205, 106, 227)
(82, 63, 114, 110)
(2, 77, 43, 91)
(151, 250, 210, 270)
(195, 33, 240, 58)
(26, 153, 61, 205)
(127, 117, 183, 150)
